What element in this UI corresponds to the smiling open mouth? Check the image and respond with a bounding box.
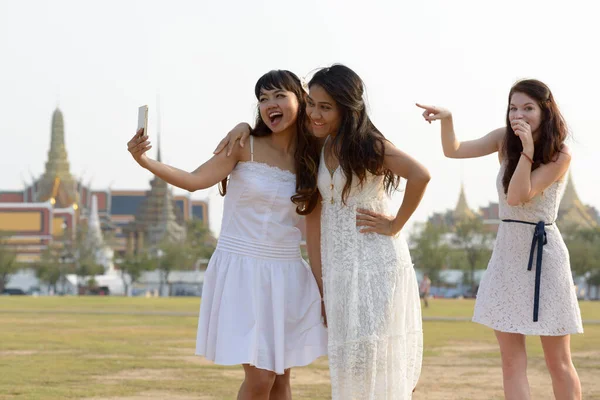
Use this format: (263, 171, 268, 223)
(269, 111, 283, 124)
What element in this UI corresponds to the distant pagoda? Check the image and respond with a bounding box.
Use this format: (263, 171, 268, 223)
(35, 108, 79, 209)
(124, 131, 186, 254)
(558, 172, 599, 229)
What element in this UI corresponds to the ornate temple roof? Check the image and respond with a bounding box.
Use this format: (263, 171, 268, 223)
(453, 183, 476, 220)
(125, 132, 186, 248)
(36, 108, 78, 208)
(558, 171, 598, 229)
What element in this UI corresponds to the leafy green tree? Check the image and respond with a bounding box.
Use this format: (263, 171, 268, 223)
(118, 253, 154, 296)
(452, 216, 494, 293)
(0, 234, 19, 292)
(409, 222, 450, 283)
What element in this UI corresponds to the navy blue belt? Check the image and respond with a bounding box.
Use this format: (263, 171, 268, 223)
(501, 219, 553, 322)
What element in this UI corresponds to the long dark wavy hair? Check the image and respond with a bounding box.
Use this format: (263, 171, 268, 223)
(308, 64, 400, 203)
(501, 79, 568, 193)
(219, 70, 320, 215)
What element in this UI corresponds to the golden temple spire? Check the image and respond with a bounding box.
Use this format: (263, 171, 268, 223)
(36, 108, 77, 207)
(44, 108, 72, 180)
(558, 171, 598, 228)
(560, 171, 582, 211)
(454, 182, 475, 220)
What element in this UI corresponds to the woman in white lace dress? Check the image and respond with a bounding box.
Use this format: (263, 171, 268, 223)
(127, 70, 327, 400)
(305, 65, 429, 400)
(418, 79, 583, 399)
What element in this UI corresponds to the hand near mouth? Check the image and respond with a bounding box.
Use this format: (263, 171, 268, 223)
(511, 119, 534, 156)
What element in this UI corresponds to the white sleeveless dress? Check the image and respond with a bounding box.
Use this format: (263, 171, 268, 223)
(318, 147, 423, 399)
(473, 163, 583, 335)
(196, 137, 328, 374)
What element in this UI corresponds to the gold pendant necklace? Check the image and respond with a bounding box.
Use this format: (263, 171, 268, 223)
(326, 154, 336, 204)
(324, 137, 336, 204)
(329, 170, 335, 204)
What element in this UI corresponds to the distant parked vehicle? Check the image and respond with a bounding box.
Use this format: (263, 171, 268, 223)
(429, 286, 447, 298)
(445, 286, 477, 299)
(26, 286, 41, 296)
(2, 288, 26, 295)
(173, 287, 202, 297)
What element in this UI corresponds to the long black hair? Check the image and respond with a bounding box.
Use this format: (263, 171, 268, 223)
(219, 70, 320, 214)
(308, 64, 399, 203)
(502, 79, 568, 193)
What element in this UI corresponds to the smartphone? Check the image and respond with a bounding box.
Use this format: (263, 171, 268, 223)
(137, 105, 148, 137)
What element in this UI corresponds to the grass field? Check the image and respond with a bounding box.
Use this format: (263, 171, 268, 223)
(0, 297, 599, 400)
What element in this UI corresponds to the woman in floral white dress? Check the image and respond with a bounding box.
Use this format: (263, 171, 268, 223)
(418, 79, 583, 400)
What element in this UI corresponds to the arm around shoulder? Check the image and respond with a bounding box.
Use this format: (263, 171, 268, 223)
(145, 139, 245, 192)
(187, 140, 248, 191)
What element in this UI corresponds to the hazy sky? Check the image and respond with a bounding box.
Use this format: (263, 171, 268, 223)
(1, 0, 599, 236)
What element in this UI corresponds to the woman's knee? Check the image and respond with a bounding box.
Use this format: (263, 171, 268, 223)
(500, 349, 528, 374)
(495, 332, 528, 374)
(244, 367, 277, 394)
(541, 335, 575, 379)
(271, 369, 291, 390)
(545, 354, 573, 378)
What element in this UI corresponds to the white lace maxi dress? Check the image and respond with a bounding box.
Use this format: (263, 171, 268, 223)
(473, 163, 583, 335)
(196, 138, 328, 374)
(318, 151, 423, 400)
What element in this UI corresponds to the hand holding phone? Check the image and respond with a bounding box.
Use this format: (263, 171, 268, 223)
(127, 105, 152, 169)
(137, 105, 148, 137)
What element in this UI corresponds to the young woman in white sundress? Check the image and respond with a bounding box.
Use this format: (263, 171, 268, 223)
(418, 79, 583, 400)
(217, 64, 429, 400)
(127, 70, 327, 400)
(305, 64, 428, 400)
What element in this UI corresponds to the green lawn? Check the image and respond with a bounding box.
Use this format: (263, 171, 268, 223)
(0, 296, 201, 313)
(0, 297, 598, 399)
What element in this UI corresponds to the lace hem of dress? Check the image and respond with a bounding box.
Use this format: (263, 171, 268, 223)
(472, 316, 583, 336)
